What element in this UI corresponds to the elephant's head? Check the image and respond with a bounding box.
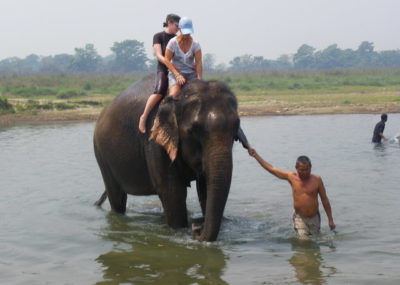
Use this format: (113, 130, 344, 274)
(150, 79, 240, 241)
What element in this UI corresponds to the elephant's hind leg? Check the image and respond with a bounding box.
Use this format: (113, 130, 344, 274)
(104, 173, 127, 214)
(95, 152, 127, 213)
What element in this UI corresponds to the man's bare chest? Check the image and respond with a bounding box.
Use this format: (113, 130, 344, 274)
(291, 180, 319, 196)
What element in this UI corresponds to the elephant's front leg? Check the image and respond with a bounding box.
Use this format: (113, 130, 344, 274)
(196, 175, 207, 216)
(158, 177, 188, 229)
(190, 176, 207, 238)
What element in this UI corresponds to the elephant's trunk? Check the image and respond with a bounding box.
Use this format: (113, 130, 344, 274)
(196, 143, 233, 241)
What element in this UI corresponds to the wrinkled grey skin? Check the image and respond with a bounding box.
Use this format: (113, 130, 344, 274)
(94, 75, 248, 241)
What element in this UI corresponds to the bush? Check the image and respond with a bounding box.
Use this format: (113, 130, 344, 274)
(83, 83, 92, 90)
(56, 89, 86, 99)
(13, 100, 57, 112)
(54, 103, 77, 110)
(0, 96, 15, 114)
(12, 86, 54, 97)
(74, 100, 103, 106)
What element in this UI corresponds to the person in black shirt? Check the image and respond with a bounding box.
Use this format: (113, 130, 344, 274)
(372, 113, 388, 143)
(139, 14, 180, 133)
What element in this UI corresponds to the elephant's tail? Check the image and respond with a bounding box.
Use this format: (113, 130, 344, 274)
(94, 190, 107, 206)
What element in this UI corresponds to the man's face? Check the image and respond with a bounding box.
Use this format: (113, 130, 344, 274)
(296, 163, 311, 180)
(168, 21, 179, 34)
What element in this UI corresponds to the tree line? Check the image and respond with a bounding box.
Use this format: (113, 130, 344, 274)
(1, 40, 399, 74)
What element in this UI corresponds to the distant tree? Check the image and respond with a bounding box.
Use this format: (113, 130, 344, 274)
(214, 63, 227, 72)
(147, 58, 158, 71)
(358, 41, 374, 55)
(356, 41, 379, 67)
(71, 44, 101, 73)
(229, 54, 251, 71)
(53, 54, 74, 71)
(379, 50, 400, 67)
(21, 54, 40, 73)
(99, 54, 116, 73)
(293, 44, 316, 69)
(110, 40, 148, 72)
(39, 56, 58, 73)
(338, 48, 358, 68)
(0, 57, 22, 74)
(39, 54, 74, 73)
(314, 44, 346, 69)
(229, 54, 272, 71)
(272, 54, 293, 70)
(203, 53, 216, 72)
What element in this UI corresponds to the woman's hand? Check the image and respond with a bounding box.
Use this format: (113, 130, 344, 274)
(175, 73, 186, 85)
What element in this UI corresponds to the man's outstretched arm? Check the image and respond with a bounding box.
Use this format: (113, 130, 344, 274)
(248, 148, 290, 180)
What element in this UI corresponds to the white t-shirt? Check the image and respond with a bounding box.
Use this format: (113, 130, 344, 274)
(166, 37, 201, 74)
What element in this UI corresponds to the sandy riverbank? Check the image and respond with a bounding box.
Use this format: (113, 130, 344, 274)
(1, 101, 399, 126)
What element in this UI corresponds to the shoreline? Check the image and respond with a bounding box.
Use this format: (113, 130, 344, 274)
(1, 102, 399, 126)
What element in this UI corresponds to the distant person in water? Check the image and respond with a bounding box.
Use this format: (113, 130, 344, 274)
(248, 149, 336, 240)
(372, 114, 388, 143)
(372, 113, 388, 143)
(138, 13, 181, 133)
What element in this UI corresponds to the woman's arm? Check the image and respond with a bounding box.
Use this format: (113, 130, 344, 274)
(194, 49, 203, 80)
(164, 48, 185, 85)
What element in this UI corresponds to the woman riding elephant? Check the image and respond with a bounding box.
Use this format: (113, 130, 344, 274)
(165, 17, 203, 98)
(94, 76, 248, 242)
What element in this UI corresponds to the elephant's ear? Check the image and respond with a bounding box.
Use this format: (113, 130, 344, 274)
(149, 97, 179, 160)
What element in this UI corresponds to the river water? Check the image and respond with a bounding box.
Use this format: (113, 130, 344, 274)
(1, 114, 399, 284)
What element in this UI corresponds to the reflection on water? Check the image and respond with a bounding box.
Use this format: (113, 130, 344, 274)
(289, 239, 337, 285)
(95, 212, 228, 284)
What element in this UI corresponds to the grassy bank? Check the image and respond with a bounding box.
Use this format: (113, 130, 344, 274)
(1, 69, 400, 123)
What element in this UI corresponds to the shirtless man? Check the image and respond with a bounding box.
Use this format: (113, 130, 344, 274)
(248, 148, 336, 239)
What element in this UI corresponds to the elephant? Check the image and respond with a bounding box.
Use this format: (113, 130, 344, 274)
(93, 74, 248, 241)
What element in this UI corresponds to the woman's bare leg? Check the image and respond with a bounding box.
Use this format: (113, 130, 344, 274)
(139, 93, 163, 133)
(169, 85, 181, 98)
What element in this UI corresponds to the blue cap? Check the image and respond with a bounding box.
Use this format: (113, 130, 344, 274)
(179, 17, 194, 35)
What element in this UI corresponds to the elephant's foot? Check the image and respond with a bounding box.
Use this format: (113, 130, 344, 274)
(191, 218, 204, 240)
(138, 115, 146, 133)
(192, 223, 202, 240)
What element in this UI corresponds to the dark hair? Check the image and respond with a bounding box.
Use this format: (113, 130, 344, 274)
(163, 13, 180, 27)
(296, 155, 312, 167)
(381, 113, 388, 121)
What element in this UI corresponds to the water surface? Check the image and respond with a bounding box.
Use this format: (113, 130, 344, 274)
(1, 114, 399, 284)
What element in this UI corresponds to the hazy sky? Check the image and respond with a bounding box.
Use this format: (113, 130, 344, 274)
(1, 0, 399, 64)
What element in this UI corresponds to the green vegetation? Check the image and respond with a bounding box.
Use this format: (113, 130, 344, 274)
(0, 74, 142, 98)
(207, 69, 400, 97)
(56, 89, 86, 99)
(1, 69, 399, 117)
(10, 100, 79, 114)
(0, 96, 15, 114)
